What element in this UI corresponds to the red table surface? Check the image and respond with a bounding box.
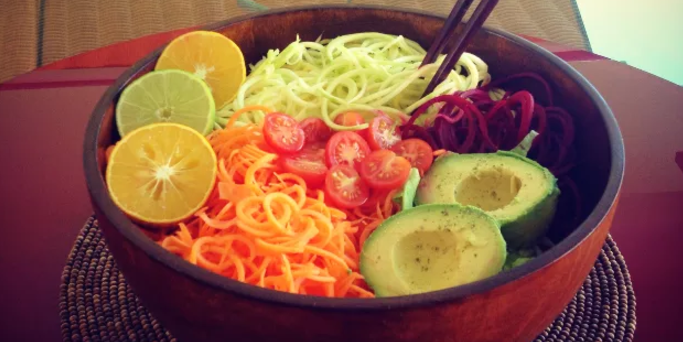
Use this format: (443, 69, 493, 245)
(0, 29, 682, 342)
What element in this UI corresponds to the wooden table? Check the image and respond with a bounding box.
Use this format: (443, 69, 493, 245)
(1, 28, 681, 342)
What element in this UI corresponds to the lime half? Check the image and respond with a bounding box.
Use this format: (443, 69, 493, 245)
(115, 69, 216, 137)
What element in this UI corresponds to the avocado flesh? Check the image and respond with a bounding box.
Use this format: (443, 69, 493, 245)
(415, 151, 559, 249)
(360, 204, 506, 297)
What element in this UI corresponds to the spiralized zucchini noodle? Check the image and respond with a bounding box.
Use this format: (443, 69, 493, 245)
(217, 32, 491, 131)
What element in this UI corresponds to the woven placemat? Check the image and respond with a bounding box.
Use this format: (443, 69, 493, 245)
(59, 216, 636, 342)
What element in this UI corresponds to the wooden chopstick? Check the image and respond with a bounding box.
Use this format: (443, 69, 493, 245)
(421, 0, 500, 98)
(420, 0, 475, 67)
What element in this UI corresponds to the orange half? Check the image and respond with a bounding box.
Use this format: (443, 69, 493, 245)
(155, 30, 246, 109)
(106, 123, 217, 226)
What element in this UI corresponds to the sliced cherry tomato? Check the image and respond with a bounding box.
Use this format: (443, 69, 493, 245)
(359, 150, 412, 190)
(282, 144, 328, 187)
(360, 188, 392, 210)
(367, 115, 401, 150)
(324, 164, 370, 209)
(263, 112, 305, 154)
(333, 111, 368, 138)
(304, 141, 327, 151)
(390, 138, 434, 174)
(300, 117, 333, 145)
(325, 131, 371, 168)
(333, 111, 365, 126)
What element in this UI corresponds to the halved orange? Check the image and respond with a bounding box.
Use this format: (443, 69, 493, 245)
(106, 122, 217, 227)
(155, 30, 246, 109)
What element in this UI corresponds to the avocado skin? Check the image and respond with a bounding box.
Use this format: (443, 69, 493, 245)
(415, 151, 559, 250)
(500, 182, 559, 249)
(489, 151, 560, 249)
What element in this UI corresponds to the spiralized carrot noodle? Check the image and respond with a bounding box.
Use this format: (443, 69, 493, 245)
(157, 108, 399, 298)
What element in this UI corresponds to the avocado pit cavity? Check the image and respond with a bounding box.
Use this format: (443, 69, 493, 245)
(455, 167, 522, 211)
(394, 230, 460, 292)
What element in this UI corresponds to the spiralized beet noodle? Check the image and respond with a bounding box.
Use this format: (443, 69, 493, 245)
(401, 72, 581, 221)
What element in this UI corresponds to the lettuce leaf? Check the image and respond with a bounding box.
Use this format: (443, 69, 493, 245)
(393, 168, 421, 211)
(510, 130, 539, 157)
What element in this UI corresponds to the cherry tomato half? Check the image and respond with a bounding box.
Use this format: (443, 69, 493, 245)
(367, 115, 401, 150)
(333, 111, 365, 127)
(334, 111, 368, 138)
(325, 131, 371, 168)
(324, 164, 370, 209)
(282, 144, 328, 187)
(300, 117, 333, 145)
(263, 113, 305, 154)
(390, 138, 434, 174)
(359, 150, 412, 190)
(360, 188, 392, 210)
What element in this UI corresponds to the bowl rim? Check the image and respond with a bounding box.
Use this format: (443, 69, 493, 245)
(83, 4, 625, 311)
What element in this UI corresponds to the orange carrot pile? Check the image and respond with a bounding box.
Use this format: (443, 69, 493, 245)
(158, 106, 400, 298)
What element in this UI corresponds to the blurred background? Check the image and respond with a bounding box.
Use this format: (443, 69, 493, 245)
(576, 0, 683, 85)
(3, 0, 680, 86)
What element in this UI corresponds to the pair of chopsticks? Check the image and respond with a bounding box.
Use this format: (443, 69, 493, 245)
(420, 0, 500, 97)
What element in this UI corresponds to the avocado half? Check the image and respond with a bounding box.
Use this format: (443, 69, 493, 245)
(415, 151, 560, 249)
(360, 204, 506, 297)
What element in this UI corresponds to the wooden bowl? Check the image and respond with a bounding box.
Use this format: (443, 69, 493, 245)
(83, 5, 625, 342)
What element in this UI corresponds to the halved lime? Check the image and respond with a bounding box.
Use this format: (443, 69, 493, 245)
(115, 69, 216, 137)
